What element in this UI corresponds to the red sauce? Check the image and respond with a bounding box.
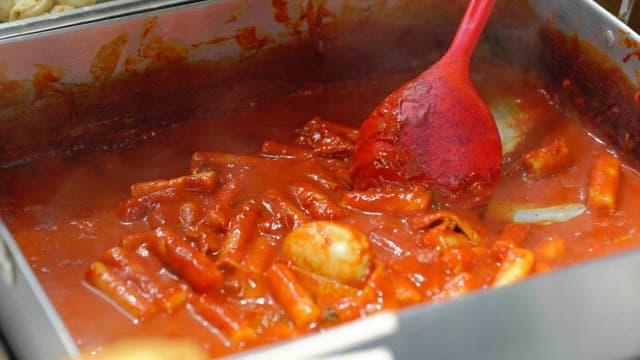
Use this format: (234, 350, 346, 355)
(272, 0, 291, 25)
(90, 32, 129, 83)
(234, 27, 273, 51)
(622, 49, 640, 63)
(2, 52, 640, 358)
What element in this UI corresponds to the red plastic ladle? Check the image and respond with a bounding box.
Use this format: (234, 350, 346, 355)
(351, 0, 501, 207)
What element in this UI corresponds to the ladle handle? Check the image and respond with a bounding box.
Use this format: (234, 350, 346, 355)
(445, 0, 496, 62)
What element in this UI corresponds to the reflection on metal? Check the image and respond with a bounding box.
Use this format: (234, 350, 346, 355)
(235, 312, 398, 359)
(605, 29, 615, 47)
(619, 0, 636, 24)
(528, 0, 640, 86)
(0, 238, 13, 286)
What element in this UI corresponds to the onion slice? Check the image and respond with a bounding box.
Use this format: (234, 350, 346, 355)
(512, 203, 587, 224)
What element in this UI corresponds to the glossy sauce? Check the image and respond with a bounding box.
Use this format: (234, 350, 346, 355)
(2, 55, 640, 358)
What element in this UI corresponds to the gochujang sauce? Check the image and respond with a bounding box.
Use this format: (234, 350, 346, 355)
(2, 55, 640, 358)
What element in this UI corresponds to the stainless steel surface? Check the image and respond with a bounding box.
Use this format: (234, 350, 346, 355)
(233, 312, 399, 359)
(0, 327, 12, 360)
(0, 0, 313, 82)
(237, 250, 640, 360)
(0, 220, 77, 360)
(530, 0, 640, 84)
(389, 249, 640, 359)
(0, 0, 639, 359)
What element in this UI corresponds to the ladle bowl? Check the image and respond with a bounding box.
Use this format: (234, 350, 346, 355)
(351, 0, 502, 207)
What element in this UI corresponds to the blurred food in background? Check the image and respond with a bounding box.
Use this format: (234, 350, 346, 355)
(72, 337, 208, 360)
(0, 0, 101, 22)
(598, 0, 639, 31)
(0, 1, 637, 31)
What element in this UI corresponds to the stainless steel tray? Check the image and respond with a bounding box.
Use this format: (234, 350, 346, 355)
(1, 1, 640, 359)
(0, 0, 206, 41)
